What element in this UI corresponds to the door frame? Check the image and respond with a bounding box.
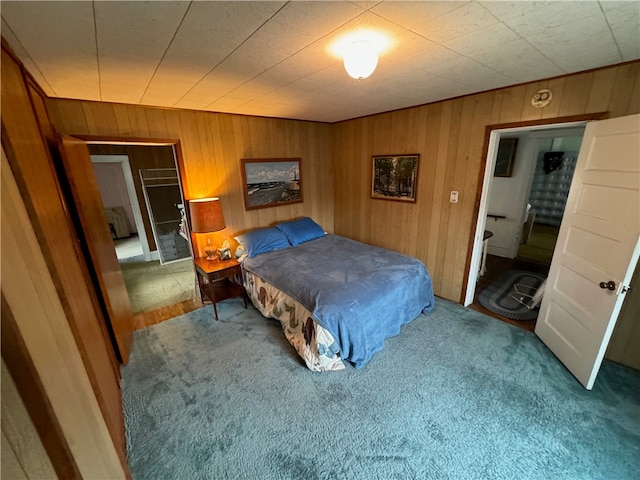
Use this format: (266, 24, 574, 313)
(462, 113, 608, 306)
(74, 135, 194, 256)
(90, 154, 154, 261)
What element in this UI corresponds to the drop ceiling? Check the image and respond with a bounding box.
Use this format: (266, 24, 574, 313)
(2, 1, 638, 123)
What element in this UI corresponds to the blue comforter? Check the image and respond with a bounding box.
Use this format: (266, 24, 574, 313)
(242, 234, 435, 368)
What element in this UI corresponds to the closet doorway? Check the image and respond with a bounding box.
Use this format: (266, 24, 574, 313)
(465, 122, 586, 331)
(89, 143, 197, 319)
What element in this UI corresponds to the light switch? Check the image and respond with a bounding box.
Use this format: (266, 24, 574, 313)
(450, 191, 459, 203)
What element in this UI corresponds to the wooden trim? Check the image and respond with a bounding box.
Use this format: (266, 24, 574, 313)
(482, 112, 609, 134)
(1, 37, 48, 99)
(26, 78, 58, 145)
(70, 134, 180, 145)
(458, 111, 610, 303)
(43, 95, 332, 124)
(67, 135, 195, 258)
(1, 295, 81, 479)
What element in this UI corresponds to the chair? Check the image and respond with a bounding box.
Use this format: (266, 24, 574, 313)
(510, 278, 546, 310)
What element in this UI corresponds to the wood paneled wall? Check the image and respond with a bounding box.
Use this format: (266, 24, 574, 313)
(2, 44, 129, 477)
(332, 62, 640, 301)
(46, 62, 639, 300)
(88, 144, 177, 251)
(46, 101, 334, 258)
(2, 149, 126, 479)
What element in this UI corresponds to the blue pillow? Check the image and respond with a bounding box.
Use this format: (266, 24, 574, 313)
(234, 227, 290, 258)
(275, 217, 325, 247)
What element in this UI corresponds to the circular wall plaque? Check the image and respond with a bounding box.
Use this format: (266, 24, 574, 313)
(531, 89, 552, 108)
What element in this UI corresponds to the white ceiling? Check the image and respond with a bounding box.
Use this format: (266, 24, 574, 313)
(2, 1, 639, 123)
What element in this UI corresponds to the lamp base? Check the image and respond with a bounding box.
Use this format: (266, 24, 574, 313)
(204, 246, 217, 261)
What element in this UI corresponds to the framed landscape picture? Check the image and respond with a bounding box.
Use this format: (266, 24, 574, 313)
(241, 158, 303, 210)
(371, 154, 419, 203)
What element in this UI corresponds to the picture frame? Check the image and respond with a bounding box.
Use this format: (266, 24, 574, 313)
(371, 154, 419, 203)
(494, 138, 518, 177)
(241, 158, 303, 210)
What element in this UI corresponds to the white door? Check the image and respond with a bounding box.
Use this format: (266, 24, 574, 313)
(535, 114, 640, 390)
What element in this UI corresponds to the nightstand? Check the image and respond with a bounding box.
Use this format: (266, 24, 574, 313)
(193, 257, 247, 320)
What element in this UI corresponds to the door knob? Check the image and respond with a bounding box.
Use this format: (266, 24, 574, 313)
(599, 281, 616, 291)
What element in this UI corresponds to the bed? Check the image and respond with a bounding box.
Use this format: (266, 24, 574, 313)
(236, 218, 435, 372)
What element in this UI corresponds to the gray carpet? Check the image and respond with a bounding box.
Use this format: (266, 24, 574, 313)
(121, 299, 640, 479)
(120, 259, 196, 313)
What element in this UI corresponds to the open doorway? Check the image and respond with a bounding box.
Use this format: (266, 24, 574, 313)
(466, 123, 586, 331)
(89, 143, 198, 317)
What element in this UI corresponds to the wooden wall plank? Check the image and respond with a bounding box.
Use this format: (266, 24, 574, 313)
(610, 63, 640, 118)
(585, 68, 617, 113)
(556, 73, 593, 117)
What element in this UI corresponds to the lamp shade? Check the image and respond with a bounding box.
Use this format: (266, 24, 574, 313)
(343, 40, 378, 80)
(189, 197, 226, 233)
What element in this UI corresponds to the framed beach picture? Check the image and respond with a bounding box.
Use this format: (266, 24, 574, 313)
(371, 154, 419, 203)
(241, 158, 303, 210)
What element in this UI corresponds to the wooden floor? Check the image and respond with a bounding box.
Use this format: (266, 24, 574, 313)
(469, 254, 550, 333)
(133, 298, 203, 330)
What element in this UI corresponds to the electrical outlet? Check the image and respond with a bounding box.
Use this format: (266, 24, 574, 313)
(450, 191, 459, 203)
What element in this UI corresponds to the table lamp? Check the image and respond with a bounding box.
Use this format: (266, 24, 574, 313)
(188, 197, 226, 260)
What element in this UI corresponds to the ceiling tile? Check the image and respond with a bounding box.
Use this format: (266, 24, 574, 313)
(600, 1, 640, 61)
(1, 18, 54, 95)
(141, 1, 286, 106)
(480, 0, 622, 72)
(480, 1, 603, 29)
(2, 0, 638, 123)
(371, 1, 469, 28)
(519, 16, 621, 71)
(178, 1, 364, 106)
(1, 1, 100, 99)
(95, 1, 190, 103)
(443, 23, 564, 79)
(373, 1, 499, 43)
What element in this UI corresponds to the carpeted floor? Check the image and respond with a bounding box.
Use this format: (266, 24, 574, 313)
(121, 299, 640, 479)
(120, 259, 196, 313)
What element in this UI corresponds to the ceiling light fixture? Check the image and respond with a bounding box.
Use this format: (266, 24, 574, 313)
(343, 40, 378, 80)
